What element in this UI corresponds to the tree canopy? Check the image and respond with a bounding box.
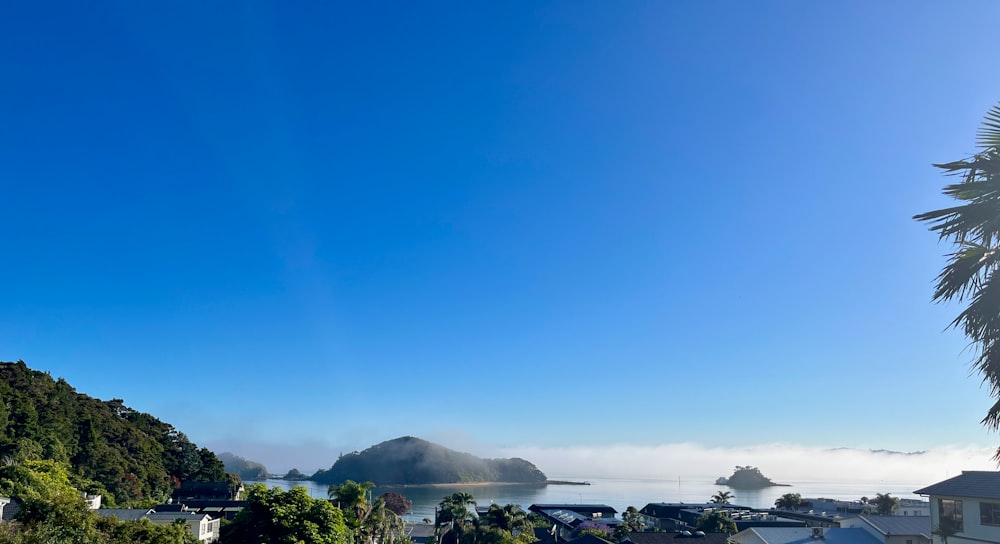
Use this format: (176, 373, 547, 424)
(221, 484, 351, 544)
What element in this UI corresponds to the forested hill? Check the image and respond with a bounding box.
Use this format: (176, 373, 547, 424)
(0, 360, 226, 504)
(219, 452, 269, 480)
(311, 436, 547, 485)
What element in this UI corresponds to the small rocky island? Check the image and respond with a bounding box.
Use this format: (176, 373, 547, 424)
(715, 465, 789, 489)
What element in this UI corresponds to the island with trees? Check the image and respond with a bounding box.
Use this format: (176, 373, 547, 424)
(311, 436, 547, 485)
(715, 466, 788, 489)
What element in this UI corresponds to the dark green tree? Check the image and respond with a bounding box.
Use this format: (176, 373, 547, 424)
(694, 510, 737, 534)
(774, 493, 802, 511)
(872, 493, 900, 516)
(710, 491, 733, 504)
(915, 102, 1000, 449)
(221, 483, 351, 544)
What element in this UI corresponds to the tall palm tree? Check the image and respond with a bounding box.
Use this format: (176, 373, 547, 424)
(710, 491, 733, 504)
(873, 493, 899, 516)
(916, 102, 1000, 448)
(483, 503, 530, 533)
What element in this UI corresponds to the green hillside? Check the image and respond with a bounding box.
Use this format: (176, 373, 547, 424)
(219, 452, 269, 481)
(0, 360, 226, 504)
(311, 436, 546, 485)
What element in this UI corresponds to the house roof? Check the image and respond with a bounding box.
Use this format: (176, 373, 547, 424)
(914, 471, 1000, 500)
(567, 534, 614, 544)
(97, 508, 153, 521)
(737, 527, 880, 544)
(624, 531, 731, 544)
(530, 504, 618, 516)
(857, 514, 931, 538)
(405, 524, 436, 539)
(146, 512, 210, 522)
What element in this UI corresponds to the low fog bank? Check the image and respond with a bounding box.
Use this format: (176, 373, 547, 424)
(495, 443, 998, 485)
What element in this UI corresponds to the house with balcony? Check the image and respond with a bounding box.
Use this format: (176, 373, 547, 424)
(914, 470, 1000, 544)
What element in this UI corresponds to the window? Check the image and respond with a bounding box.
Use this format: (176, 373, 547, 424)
(939, 499, 964, 532)
(981, 502, 1000, 526)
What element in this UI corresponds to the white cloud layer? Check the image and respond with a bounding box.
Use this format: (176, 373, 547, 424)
(494, 442, 997, 485)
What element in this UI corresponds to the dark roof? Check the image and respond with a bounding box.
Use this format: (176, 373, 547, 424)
(533, 527, 558, 544)
(624, 532, 730, 544)
(96, 508, 152, 521)
(405, 524, 436, 539)
(530, 504, 618, 516)
(640, 503, 748, 518)
(856, 515, 931, 538)
(567, 534, 614, 544)
(914, 471, 1000, 500)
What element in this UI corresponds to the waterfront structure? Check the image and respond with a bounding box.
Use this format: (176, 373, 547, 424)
(638, 503, 804, 532)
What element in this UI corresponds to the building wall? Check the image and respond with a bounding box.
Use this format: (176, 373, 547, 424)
(929, 494, 1000, 544)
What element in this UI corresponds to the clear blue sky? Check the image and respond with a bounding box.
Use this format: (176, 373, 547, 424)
(3, 2, 1000, 471)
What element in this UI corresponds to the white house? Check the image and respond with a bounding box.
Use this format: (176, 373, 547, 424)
(146, 512, 220, 543)
(914, 470, 1000, 544)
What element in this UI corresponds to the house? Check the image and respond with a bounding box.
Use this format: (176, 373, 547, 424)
(97, 508, 221, 542)
(914, 470, 1000, 544)
(405, 523, 436, 544)
(529, 504, 620, 541)
(622, 530, 732, 544)
(146, 512, 220, 543)
(897, 500, 931, 517)
(840, 514, 932, 544)
(172, 481, 238, 501)
(83, 493, 102, 510)
(0, 498, 18, 522)
(96, 508, 155, 522)
(730, 526, 881, 544)
(638, 503, 804, 532)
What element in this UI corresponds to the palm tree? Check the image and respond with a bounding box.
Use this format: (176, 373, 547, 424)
(916, 102, 1000, 447)
(710, 491, 733, 504)
(483, 503, 530, 533)
(873, 493, 899, 516)
(774, 493, 802, 511)
(695, 510, 737, 534)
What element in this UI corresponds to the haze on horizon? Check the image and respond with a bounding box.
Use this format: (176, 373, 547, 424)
(4, 1, 1000, 482)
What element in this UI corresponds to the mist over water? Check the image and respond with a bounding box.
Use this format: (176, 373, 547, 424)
(245, 441, 997, 520)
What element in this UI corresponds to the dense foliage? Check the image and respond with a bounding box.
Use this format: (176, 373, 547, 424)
(218, 452, 269, 481)
(0, 361, 225, 504)
(714, 466, 778, 488)
(0, 459, 197, 544)
(313, 437, 546, 485)
(222, 484, 352, 544)
(439, 495, 534, 544)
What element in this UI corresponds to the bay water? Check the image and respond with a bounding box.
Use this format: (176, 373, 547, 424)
(246, 476, 929, 523)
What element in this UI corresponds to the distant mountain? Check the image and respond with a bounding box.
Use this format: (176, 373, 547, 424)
(311, 436, 547, 485)
(219, 452, 269, 481)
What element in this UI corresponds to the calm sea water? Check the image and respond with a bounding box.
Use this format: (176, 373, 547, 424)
(246, 477, 928, 522)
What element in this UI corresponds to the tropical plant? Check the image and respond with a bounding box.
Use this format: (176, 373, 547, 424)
(329, 480, 376, 527)
(437, 492, 476, 529)
(933, 514, 962, 544)
(694, 510, 737, 534)
(915, 101, 1000, 449)
(482, 504, 531, 534)
(872, 493, 900, 515)
(710, 490, 733, 504)
(381, 491, 413, 516)
(774, 493, 802, 511)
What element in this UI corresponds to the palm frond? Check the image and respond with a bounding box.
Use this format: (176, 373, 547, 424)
(978, 102, 1000, 150)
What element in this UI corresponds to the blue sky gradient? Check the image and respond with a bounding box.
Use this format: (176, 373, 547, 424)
(3, 2, 1000, 471)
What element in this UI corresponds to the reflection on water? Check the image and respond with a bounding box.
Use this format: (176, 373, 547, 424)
(246, 477, 928, 521)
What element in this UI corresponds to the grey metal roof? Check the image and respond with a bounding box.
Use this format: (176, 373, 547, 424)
(97, 508, 153, 521)
(742, 527, 881, 544)
(146, 512, 209, 522)
(914, 471, 1000, 500)
(858, 514, 931, 538)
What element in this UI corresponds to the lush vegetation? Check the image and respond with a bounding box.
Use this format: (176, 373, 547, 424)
(313, 436, 546, 485)
(694, 510, 737, 534)
(773, 493, 802, 510)
(714, 466, 781, 488)
(0, 458, 198, 544)
(437, 493, 536, 544)
(0, 361, 225, 505)
(327, 480, 408, 544)
(915, 101, 1000, 452)
(709, 490, 733, 504)
(221, 484, 352, 544)
(218, 452, 268, 481)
